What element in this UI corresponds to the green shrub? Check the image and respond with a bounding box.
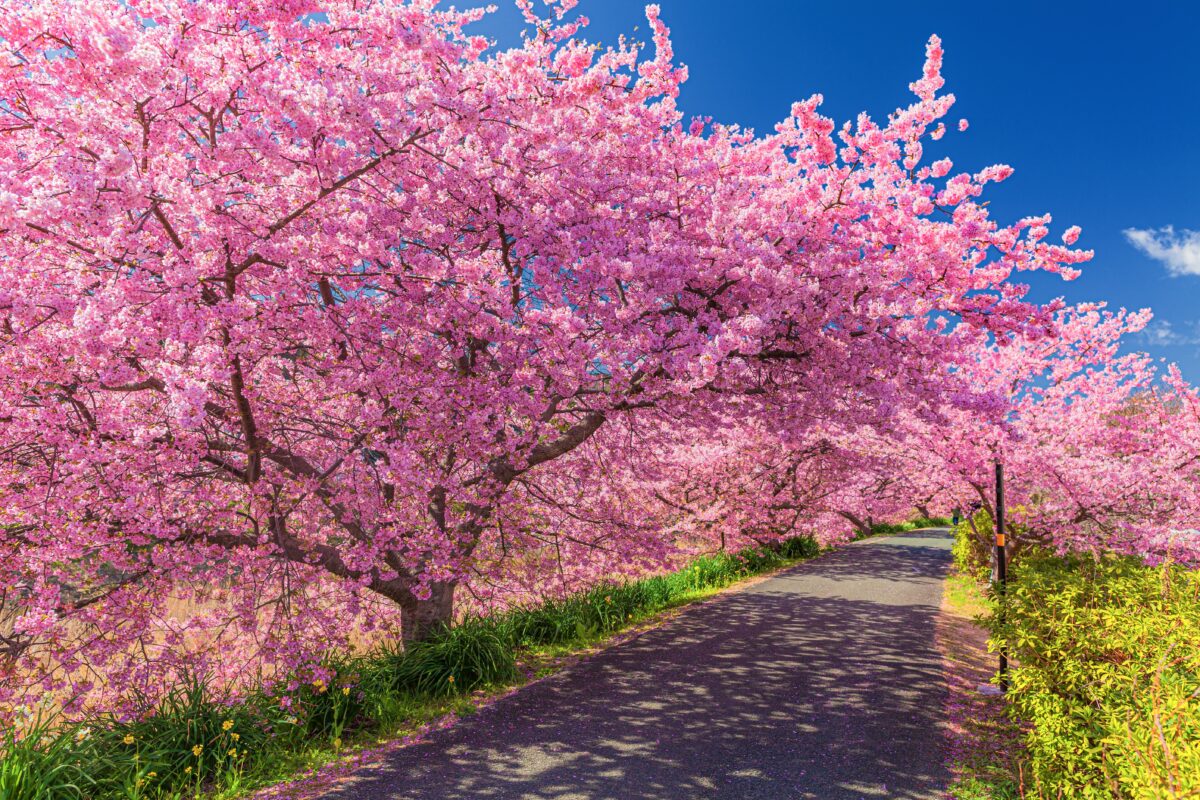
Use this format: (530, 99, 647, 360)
(984, 553, 1200, 799)
(779, 535, 820, 560)
(734, 546, 784, 573)
(509, 598, 581, 647)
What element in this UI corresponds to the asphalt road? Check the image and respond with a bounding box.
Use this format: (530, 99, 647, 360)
(323, 530, 955, 800)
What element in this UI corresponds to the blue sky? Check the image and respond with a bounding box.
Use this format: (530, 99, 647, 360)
(471, 0, 1200, 379)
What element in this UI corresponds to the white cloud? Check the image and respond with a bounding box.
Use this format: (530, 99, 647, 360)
(1123, 226, 1200, 277)
(1139, 320, 1200, 347)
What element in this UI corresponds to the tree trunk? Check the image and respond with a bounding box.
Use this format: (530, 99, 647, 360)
(400, 581, 456, 645)
(915, 504, 932, 520)
(838, 510, 872, 538)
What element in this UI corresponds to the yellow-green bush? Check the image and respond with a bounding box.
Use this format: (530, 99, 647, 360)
(952, 510, 995, 580)
(984, 553, 1200, 798)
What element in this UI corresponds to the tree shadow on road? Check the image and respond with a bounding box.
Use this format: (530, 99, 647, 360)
(323, 531, 954, 800)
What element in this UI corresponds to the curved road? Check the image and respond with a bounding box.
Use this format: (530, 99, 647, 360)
(323, 530, 954, 799)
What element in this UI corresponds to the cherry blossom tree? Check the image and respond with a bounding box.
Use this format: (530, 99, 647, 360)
(0, 0, 1102, 712)
(849, 303, 1200, 569)
(975, 309, 1200, 566)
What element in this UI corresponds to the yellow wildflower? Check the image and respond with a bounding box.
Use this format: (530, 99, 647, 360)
(185, 767, 192, 775)
(230, 732, 240, 741)
(332, 737, 342, 749)
(122, 734, 135, 745)
(221, 719, 234, 731)
(342, 686, 351, 696)
(447, 675, 455, 684)
(192, 744, 203, 757)
(228, 748, 237, 757)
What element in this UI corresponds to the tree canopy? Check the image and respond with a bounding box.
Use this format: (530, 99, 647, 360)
(0, 0, 1192, 718)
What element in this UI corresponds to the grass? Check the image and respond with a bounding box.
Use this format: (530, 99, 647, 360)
(940, 570, 1024, 800)
(942, 572, 991, 618)
(939, 522, 1027, 800)
(1, 535, 823, 800)
(0, 715, 100, 800)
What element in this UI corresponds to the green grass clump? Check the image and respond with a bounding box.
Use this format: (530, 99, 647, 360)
(95, 677, 271, 798)
(386, 619, 519, 696)
(983, 552, 1200, 799)
(0, 716, 98, 800)
(0, 535, 821, 799)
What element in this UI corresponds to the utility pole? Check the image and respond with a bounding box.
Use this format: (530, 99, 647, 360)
(995, 459, 1008, 691)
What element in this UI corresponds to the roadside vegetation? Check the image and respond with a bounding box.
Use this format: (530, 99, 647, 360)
(948, 519, 1200, 799)
(860, 516, 952, 537)
(941, 565, 1023, 800)
(0, 535, 821, 800)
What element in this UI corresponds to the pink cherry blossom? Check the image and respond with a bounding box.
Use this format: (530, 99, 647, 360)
(0, 0, 1189, 721)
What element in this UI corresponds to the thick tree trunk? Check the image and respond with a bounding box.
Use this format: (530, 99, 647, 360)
(400, 581, 456, 645)
(915, 504, 932, 520)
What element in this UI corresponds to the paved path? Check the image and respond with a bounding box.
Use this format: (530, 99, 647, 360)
(324, 530, 955, 800)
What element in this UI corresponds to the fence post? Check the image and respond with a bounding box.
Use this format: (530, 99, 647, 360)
(995, 459, 1008, 691)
